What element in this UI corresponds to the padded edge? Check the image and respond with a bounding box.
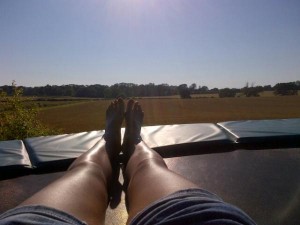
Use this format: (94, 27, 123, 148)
(4, 119, 300, 171)
(24, 123, 233, 168)
(139, 124, 234, 157)
(0, 140, 32, 179)
(217, 119, 300, 148)
(24, 131, 104, 169)
(0, 140, 31, 168)
(140, 123, 232, 147)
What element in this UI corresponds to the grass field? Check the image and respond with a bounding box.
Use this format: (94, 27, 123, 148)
(38, 95, 300, 134)
(0, 97, 94, 112)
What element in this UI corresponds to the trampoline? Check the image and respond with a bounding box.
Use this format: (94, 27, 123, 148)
(1, 119, 300, 225)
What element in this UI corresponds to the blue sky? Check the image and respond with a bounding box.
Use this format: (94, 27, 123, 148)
(0, 0, 299, 88)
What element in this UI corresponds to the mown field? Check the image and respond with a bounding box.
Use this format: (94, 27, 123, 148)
(38, 95, 300, 134)
(0, 96, 95, 112)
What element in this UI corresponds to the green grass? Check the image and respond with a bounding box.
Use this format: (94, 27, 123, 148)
(38, 95, 300, 134)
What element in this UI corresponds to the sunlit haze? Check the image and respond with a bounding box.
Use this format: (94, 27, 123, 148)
(0, 0, 299, 88)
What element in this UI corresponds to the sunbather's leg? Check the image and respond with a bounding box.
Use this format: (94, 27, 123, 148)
(19, 99, 125, 225)
(123, 100, 198, 223)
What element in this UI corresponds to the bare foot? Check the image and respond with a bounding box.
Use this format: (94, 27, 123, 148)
(104, 98, 124, 163)
(122, 99, 144, 164)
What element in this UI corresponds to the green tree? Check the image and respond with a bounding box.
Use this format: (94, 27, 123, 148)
(241, 82, 261, 97)
(178, 84, 191, 99)
(189, 83, 197, 94)
(219, 88, 238, 98)
(0, 81, 58, 141)
(274, 82, 298, 96)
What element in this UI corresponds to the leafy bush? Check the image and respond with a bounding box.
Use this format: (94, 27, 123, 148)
(0, 81, 58, 141)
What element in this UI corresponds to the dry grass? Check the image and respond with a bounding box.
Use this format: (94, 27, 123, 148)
(38, 96, 300, 134)
(38, 100, 110, 133)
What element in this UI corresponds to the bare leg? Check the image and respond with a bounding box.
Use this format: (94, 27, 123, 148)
(20, 99, 125, 225)
(123, 100, 199, 223)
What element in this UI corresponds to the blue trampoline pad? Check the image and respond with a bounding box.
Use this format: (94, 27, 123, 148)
(24, 131, 104, 168)
(217, 119, 300, 146)
(0, 140, 31, 169)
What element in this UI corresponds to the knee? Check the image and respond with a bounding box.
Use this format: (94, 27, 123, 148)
(128, 157, 167, 182)
(69, 161, 108, 182)
(130, 147, 165, 167)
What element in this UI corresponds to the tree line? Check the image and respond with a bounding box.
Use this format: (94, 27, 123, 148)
(0, 81, 299, 99)
(218, 81, 300, 98)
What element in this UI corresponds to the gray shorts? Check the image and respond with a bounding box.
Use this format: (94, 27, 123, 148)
(0, 189, 256, 225)
(0, 205, 86, 225)
(130, 188, 256, 225)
